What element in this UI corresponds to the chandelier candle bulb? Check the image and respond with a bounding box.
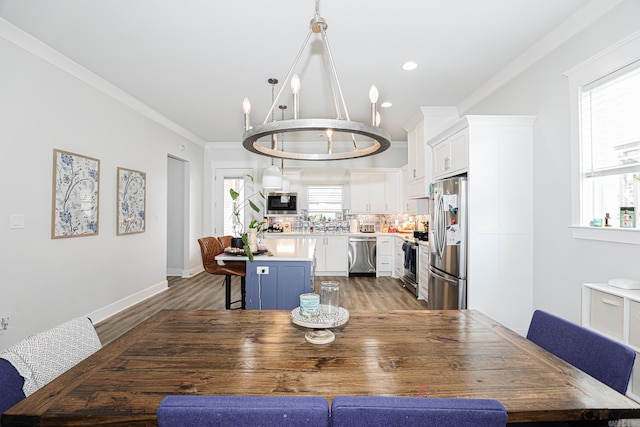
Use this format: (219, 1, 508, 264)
(291, 74, 300, 120)
(327, 129, 333, 154)
(369, 85, 378, 126)
(242, 97, 251, 131)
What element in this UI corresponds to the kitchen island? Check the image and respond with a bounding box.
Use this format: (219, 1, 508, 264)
(216, 238, 316, 310)
(263, 231, 415, 277)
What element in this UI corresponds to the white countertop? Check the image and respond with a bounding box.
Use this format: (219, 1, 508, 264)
(263, 231, 416, 239)
(215, 238, 316, 262)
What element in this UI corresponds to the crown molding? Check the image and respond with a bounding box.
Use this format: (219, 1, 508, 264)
(0, 18, 206, 147)
(457, 0, 624, 114)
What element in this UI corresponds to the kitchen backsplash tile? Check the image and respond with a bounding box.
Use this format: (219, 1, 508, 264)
(264, 213, 429, 233)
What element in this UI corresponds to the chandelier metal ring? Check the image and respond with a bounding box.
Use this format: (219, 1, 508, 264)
(241, 0, 391, 162)
(243, 119, 391, 161)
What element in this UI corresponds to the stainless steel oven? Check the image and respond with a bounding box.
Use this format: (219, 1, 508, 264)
(401, 239, 418, 296)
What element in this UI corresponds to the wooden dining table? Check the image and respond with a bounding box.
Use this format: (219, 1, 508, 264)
(3, 309, 640, 426)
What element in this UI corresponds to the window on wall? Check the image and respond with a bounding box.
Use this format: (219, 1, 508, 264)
(307, 185, 344, 220)
(580, 61, 640, 228)
(567, 31, 640, 244)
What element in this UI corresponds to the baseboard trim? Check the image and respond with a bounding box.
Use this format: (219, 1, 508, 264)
(88, 280, 168, 325)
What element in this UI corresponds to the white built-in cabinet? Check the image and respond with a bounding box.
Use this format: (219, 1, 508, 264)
(349, 169, 401, 213)
(426, 115, 536, 334)
(432, 128, 469, 180)
(582, 283, 640, 402)
(376, 235, 394, 277)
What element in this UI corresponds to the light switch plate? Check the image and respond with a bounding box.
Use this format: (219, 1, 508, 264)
(9, 214, 24, 229)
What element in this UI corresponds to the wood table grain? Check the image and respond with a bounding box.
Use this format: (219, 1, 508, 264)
(3, 309, 640, 426)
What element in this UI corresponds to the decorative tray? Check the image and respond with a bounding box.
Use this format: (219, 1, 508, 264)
(223, 247, 268, 256)
(290, 306, 349, 329)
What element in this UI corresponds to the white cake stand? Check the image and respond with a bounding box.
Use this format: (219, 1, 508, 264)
(290, 306, 349, 344)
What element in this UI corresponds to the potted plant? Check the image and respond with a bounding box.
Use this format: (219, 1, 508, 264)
(229, 174, 265, 260)
(248, 218, 267, 252)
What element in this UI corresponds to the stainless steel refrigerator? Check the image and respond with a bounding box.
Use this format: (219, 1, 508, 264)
(428, 175, 467, 310)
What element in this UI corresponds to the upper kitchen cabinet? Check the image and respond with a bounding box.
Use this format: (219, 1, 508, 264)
(432, 128, 469, 179)
(403, 107, 459, 198)
(349, 169, 401, 213)
(281, 168, 301, 192)
(401, 164, 417, 214)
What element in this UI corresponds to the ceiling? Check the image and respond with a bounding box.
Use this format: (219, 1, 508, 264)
(0, 0, 591, 145)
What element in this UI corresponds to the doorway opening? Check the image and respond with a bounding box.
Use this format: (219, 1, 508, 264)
(167, 155, 190, 277)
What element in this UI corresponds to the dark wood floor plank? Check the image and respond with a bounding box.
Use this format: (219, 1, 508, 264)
(95, 273, 427, 345)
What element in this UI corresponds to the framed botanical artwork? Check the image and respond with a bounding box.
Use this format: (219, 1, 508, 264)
(51, 149, 100, 238)
(117, 167, 146, 235)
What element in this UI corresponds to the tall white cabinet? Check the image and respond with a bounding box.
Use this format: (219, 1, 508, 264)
(427, 115, 536, 334)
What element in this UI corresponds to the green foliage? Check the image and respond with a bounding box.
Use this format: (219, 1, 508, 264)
(229, 174, 265, 261)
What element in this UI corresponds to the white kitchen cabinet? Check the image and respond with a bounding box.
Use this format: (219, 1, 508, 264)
(312, 235, 349, 276)
(418, 242, 430, 301)
(263, 235, 348, 276)
(384, 171, 402, 213)
(407, 125, 425, 184)
(406, 121, 428, 199)
(282, 168, 305, 208)
(426, 115, 535, 334)
(393, 236, 405, 279)
(349, 169, 401, 213)
(376, 235, 394, 277)
(433, 128, 469, 180)
(582, 283, 640, 402)
(401, 165, 417, 214)
(404, 107, 458, 199)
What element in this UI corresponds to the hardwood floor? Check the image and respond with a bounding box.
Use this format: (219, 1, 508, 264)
(94, 273, 427, 345)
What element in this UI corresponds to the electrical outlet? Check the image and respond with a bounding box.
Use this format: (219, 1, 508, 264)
(256, 266, 269, 275)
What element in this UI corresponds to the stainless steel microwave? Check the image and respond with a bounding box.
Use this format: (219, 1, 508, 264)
(266, 192, 297, 215)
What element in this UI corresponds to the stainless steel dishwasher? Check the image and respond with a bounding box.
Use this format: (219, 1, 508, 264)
(348, 236, 376, 275)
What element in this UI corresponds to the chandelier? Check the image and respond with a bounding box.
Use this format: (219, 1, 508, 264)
(241, 0, 391, 161)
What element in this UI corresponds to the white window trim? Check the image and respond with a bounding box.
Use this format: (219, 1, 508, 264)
(565, 30, 640, 244)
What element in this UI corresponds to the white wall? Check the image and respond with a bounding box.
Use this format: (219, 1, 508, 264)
(462, 0, 640, 323)
(0, 22, 204, 350)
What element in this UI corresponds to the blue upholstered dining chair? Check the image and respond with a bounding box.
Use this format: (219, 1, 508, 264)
(0, 358, 26, 427)
(330, 396, 508, 427)
(156, 395, 330, 427)
(527, 309, 636, 395)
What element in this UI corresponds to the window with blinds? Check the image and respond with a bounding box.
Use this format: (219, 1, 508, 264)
(307, 185, 344, 219)
(580, 60, 640, 227)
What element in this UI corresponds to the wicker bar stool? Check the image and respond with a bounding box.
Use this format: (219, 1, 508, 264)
(197, 236, 246, 309)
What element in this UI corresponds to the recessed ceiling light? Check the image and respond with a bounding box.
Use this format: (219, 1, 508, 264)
(402, 61, 418, 71)
(381, 102, 392, 108)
